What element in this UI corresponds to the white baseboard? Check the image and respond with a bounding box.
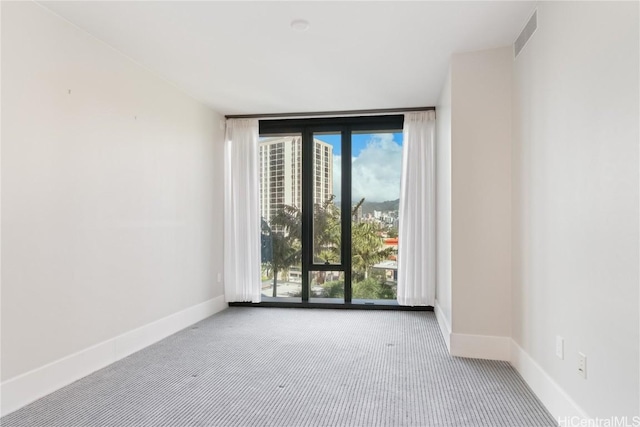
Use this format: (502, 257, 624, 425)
(510, 339, 589, 420)
(434, 300, 451, 353)
(1, 295, 227, 417)
(450, 332, 511, 361)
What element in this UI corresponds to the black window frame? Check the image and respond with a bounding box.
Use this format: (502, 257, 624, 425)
(233, 114, 430, 311)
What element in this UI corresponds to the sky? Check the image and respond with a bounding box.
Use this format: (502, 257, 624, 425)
(315, 132, 403, 203)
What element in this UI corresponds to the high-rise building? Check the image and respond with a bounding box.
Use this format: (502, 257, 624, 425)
(259, 136, 333, 225)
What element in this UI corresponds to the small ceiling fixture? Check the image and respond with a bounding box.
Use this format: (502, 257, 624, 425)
(290, 19, 310, 32)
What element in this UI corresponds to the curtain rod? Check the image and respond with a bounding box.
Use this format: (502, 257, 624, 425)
(225, 106, 435, 120)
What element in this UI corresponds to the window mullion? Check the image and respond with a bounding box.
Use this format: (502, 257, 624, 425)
(341, 128, 352, 303)
(301, 127, 314, 302)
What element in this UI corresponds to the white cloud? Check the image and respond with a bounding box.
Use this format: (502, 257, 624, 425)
(332, 134, 402, 203)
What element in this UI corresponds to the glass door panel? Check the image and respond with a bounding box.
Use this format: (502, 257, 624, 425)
(350, 132, 403, 302)
(312, 133, 341, 265)
(259, 134, 303, 302)
(309, 132, 344, 302)
(309, 271, 345, 303)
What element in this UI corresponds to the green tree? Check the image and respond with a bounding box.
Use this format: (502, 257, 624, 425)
(264, 196, 393, 297)
(352, 278, 395, 300)
(265, 205, 302, 297)
(313, 196, 341, 264)
(267, 232, 300, 297)
(349, 198, 393, 282)
(320, 279, 345, 298)
(351, 221, 393, 282)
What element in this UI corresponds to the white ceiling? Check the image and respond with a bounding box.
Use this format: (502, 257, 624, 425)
(39, 1, 535, 115)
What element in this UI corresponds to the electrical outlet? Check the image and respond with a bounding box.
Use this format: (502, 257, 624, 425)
(556, 336, 564, 360)
(217, 273, 222, 283)
(578, 352, 587, 379)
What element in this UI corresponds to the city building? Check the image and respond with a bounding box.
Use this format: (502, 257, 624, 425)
(259, 136, 333, 225)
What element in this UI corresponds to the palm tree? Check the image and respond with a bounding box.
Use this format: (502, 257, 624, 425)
(271, 205, 302, 240)
(266, 205, 302, 297)
(351, 221, 393, 282)
(313, 196, 341, 265)
(267, 232, 301, 297)
(263, 196, 392, 295)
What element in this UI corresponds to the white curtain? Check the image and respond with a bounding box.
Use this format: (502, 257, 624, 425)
(397, 111, 437, 306)
(224, 119, 261, 303)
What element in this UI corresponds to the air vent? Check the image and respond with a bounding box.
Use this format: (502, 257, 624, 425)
(514, 10, 537, 58)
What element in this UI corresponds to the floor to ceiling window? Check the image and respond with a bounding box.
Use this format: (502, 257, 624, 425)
(258, 116, 403, 306)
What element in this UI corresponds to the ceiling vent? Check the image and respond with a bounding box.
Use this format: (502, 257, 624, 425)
(514, 10, 537, 58)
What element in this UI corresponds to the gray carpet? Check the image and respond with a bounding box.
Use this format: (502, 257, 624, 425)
(1, 307, 556, 427)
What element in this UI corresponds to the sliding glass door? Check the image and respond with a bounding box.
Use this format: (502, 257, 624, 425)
(258, 134, 303, 302)
(259, 116, 403, 305)
(308, 131, 345, 302)
(350, 132, 402, 303)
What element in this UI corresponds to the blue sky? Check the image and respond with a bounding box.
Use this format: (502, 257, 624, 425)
(314, 133, 403, 203)
(315, 132, 403, 157)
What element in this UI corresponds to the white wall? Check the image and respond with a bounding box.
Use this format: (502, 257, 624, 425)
(449, 47, 513, 357)
(1, 0, 224, 385)
(436, 67, 452, 344)
(512, 2, 639, 418)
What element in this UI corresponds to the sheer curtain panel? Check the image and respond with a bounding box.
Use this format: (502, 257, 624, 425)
(397, 111, 436, 306)
(224, 119, 261, 302)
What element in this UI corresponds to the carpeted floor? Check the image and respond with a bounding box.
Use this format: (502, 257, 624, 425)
(1, 307, 556, 427)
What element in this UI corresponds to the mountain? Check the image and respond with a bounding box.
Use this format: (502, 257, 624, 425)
(359, 199, 399, 215)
